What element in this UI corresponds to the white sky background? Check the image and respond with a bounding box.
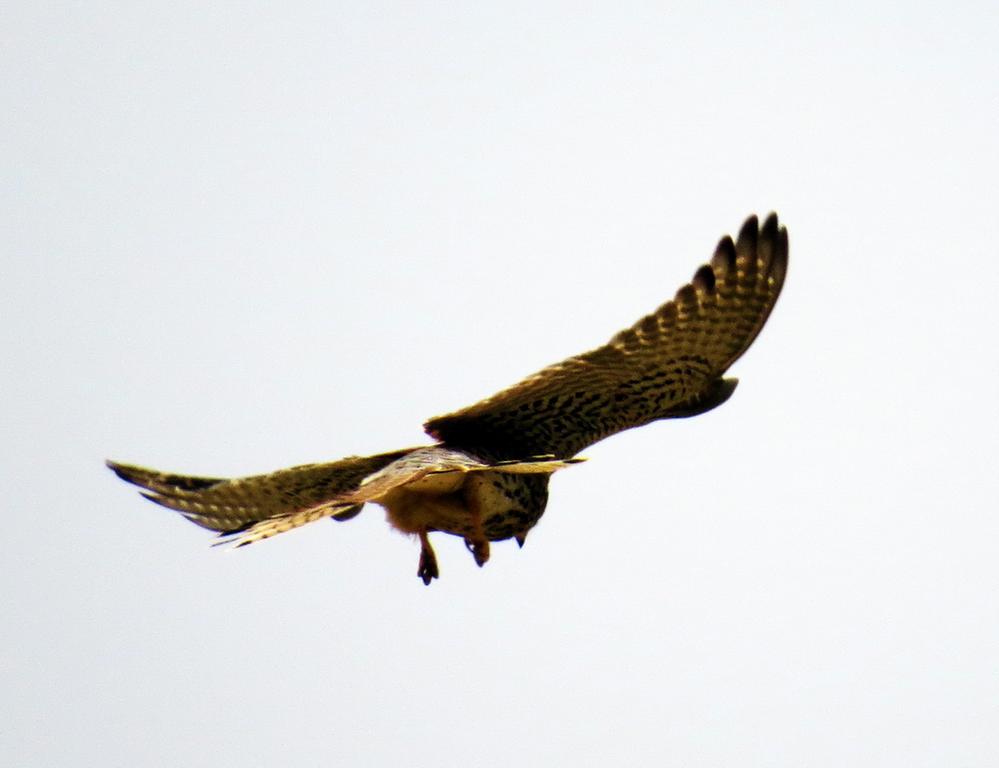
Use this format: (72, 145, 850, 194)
(3, 1, 999, 765)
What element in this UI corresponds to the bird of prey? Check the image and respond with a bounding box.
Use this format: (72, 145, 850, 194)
(108, 213, 787, 584)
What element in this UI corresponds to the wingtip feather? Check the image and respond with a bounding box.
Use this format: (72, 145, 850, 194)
(692, 263, 716, 293)
(711, 235, 737, 274)
(736, 214, 760, 262)
(106, 459, 144, 486)
(772, 222, 789, 286)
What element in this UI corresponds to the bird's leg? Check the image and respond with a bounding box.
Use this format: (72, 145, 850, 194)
(463, 487, 490, 567)
(417, 530, 439, 585)
(464, 537, 490, 567)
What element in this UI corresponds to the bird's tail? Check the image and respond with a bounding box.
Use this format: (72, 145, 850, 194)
(106, 448, 414, 544)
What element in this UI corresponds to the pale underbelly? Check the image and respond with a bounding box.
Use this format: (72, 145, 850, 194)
(376, 471, 549, 542)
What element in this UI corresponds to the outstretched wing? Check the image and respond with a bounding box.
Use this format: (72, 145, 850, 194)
(108, 448, 580, 547)
(424, 213, 788, 459)
(222, 449, 579, 546)
(107, 448, 415, 537)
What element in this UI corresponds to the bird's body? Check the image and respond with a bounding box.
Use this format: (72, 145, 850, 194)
(109, 213, 788, 584)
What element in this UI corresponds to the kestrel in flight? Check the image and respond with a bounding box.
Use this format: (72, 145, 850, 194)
(108, 213, 788, 584)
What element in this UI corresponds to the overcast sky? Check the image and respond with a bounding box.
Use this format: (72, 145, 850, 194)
(4, 2, 999, 766)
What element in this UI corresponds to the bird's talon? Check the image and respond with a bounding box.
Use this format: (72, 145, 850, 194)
(465, 538, 490, 567)
(417, 553, 439, 584)
(418, 531, 439, 585)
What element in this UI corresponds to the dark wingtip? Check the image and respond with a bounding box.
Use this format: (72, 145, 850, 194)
(753, 211, 789, 285)
(692, 263, 716, 293)
(772, 220, 789, 286)
(106, 459, 143, 487)
(760, 212, 779, 252)
(741, 211, 788, 287)
(761, 211, 779, 234)
(711, 235, 737, 273)
(736, 214, 760, 258)
(756, 212, 778, 271)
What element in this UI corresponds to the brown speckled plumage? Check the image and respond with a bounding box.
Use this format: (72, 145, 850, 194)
(425, 212, 787, 458)
(108, 213, 787, 584)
